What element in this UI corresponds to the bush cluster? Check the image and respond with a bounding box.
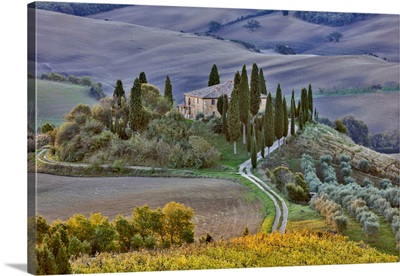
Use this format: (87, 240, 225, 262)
(51, 100, 220, 169)
(36, 202, 195, 274)
(272, 165, 310, 203)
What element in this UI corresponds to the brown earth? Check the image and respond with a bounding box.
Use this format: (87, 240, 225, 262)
(35, 174, 264, 239)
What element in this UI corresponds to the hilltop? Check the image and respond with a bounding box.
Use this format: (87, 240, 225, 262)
(30, 8, 398, 104)
(89, 7, 399, 62)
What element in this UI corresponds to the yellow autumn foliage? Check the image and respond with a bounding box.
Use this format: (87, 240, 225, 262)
(71, 229, 398, 273)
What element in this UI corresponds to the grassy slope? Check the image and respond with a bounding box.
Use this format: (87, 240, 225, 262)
(32, 8, 399, 104)
(258, 123, 399, 255)
(31, 79, 98, 127)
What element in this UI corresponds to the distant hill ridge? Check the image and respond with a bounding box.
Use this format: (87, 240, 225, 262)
(28, 2, 128, 16)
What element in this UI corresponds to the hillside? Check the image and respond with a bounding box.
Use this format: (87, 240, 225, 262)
(88, 5, 259, 33)
(88, 7, 399, 62)
(273, 123, 399, 183)
(30, 8, 399, 105)
(30, 79, 99, 127)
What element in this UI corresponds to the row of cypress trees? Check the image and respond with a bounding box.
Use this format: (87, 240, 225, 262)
(210, 64, 315, 168)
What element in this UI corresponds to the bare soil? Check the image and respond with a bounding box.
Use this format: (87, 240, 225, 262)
(35, 174, 264, 239)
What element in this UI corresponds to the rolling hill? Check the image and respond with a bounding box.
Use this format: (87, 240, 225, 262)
(88, 6, 400, 62)
(30, 7, 399, 106)
(29, 79, 99, 127)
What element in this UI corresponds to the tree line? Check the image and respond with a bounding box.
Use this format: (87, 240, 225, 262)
(37, 72, 106, 100)
(28, 2, 127, 16)
(34, 202, 194, 275)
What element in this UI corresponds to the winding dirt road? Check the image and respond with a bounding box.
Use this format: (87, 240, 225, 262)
(239, 138, 288, 233)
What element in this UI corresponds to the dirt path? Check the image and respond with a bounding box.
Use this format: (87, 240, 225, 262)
(239, 138, 288, 233)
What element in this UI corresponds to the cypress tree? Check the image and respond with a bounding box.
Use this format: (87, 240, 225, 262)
(250, 63, 260, 118)
(283, 97, 288, 143)
(139, 72, 147, 84)
(301, 87, 308, 123)
(113, 79, 125, 106)
(217, 94, 228, 116)
(296, 99, 301, 118)
(227, 87, 241, 154)
(290, 99, 295, 136)
(251, 124, 257, 168)
(129, 78, 143, 132)
(308, 83, 313, 121)
(264, 92, 274, 157)
(234, 70, 241, 89)
(274, 84, 284, 149)
(259, 68, 267, 95)
(290, 89, 295, 135)
(239, 65, 250, 144)
(208, 64, 220, 86)
(260, 127, 265, 159)
(164, 75, 173, 107)
(246, 115, 252, 153)
(299, 107, 303, 130)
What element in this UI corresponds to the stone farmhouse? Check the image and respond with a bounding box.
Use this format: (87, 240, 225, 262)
(178, 81, 267, 119)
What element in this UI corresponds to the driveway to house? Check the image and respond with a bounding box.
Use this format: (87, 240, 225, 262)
(239, 139, 288, 233)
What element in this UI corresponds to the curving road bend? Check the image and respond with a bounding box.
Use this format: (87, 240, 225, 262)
(238, 138, 288, 233)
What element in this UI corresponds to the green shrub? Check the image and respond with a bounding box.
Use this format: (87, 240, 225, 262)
(55, 122, 80, 147)
(144, 235, 157, 250)
(358, 159, 370, 173)
(130, 234, 144, 251)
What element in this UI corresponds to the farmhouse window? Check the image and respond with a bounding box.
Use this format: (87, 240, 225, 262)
(211, 99, 216, 105)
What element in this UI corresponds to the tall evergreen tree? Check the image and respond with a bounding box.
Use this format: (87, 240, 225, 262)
(227, 87, 241, 154)
(234, 70, 241, 89)
(251, 124, 257, 168)
(129, 78, 143, 132)
(217, 94, 228, 116)
(260, 127, 265, 159)
(296, 99, 301, 118)
(250, 63, 261, 118)
(283, 97, 288, 143)
(259, 68, 267, 95)
(290, 97, 296, 136)
(308, 83, 313, 121)
(238, 65, 250, 144)
(299, 106, 304, 130)
(139, 71, 148, 84)
(164, 75, 173, 107)
(264, 92, 274, 157)
(113, 79, 125, 106)
(274, 84, 284, 149)
(246, 115, 252, 153)
(208, 64, 220, 86)
(301, 87, 308, 123)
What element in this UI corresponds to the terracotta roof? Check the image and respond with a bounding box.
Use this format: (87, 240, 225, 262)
(183, 81, 234, 99)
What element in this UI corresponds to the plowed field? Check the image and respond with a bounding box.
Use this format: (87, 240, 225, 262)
(35, 174, 264, 239)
